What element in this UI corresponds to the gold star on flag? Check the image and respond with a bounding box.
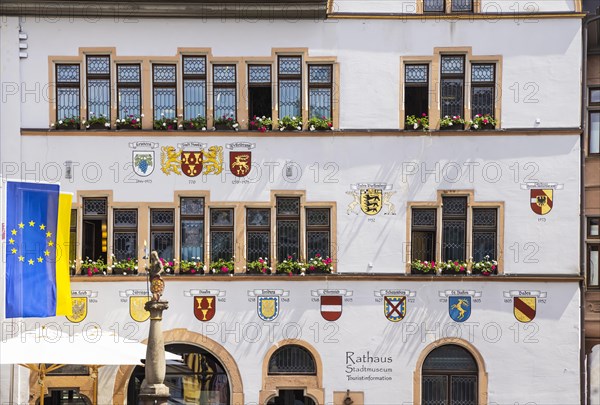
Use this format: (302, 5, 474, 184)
(11, 229, 17, 235)
(37, 257, 43, 263)
(18, 255, 24, 262)
(11, 248, 17, 254)
(46, 231, 52, 238)
(29, 220, 35, 227)
(39, 224, 46, 230)
(8, 238, 15, 244)
(44, 250, 50, 257)
(48, 241, 54, 247)
(28, 259, 34, 265)
(18, 222, 24, 229)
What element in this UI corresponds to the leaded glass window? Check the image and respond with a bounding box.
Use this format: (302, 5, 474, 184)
(247, 208, 270, 262)
(472, 208, 497, 262)
(151, 209, 174, 261)
(210, 208, 234, 261)
(411, 208, 436, 263)
(86, 56, 110, 122)
(306, 208, 330, 259)
(183, 56, 206, 120)
(213, 65, 237, 121)
(276, 197, 300, 261)
(442, 196, 467, 261)
(113, 208, 138, 263)
(153, 64, 176, 120)
(471, 64, 495, 118)
(405, 64, 429, 120)
(451, 0, 473, 12)
(441, 56, 465, 118)
(117, 64, 141, 120)
(278, 56, 302, 119)
(268, 345, 317, 375)
(82, 197, 107, 264)
(308, 65, 333, 119)
(56, 64, 80, 121)
(180, 197, 204, 262)
(248, 65, 272, 121)
(424, 0, 444, 12)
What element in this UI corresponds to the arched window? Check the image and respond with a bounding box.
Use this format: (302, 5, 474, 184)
(422, 344, 478, 405)
(127, 343, 231, 404)
(268, 345, 316, 375)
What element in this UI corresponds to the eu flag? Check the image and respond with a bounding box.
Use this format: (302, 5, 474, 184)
(5, 181, 60, 318)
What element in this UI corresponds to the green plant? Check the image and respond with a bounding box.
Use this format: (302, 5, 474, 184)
(214, 115, 239, 130)
(111, 256, 138, 275)
(405, 114, 429, 131)
(305, 254, 333, 274)
(182, 115, 207, 130)
(439, 115, 465, 128)
(115, 113, 143, 129)
(159, 257, 175, 274)
(80, 257, 108, 276)
(308, 116, 333, 131)
(471, 255, 498, 276)
(209, 258, 235, 274)
(249, 116, 273, 132)
(276, 255, 304, 276)
(51, 116, 80, 130)
(468, 114, 497, 130)
(410, 259, 437, 274)
(278, 115, 303, 131)
(440, 260, 468, 274)
(153, 115, 178, 130)
(84, 112, 110, 129)
(246, 257, 272, 274)
(179, 257, 205, 274)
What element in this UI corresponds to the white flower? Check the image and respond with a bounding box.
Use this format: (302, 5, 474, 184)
(140, 114, 145, 118)
(296, 126, 301, 130)
(50, 123, 55, 127)
(330, 127, 335, 130)
(86, 125, 90, 129)
(104, 123, 110, 127)
(232, 123, 239, 128)
(178, 124, 183, 128)
(280, 127, 284, 131)
(262, 116, 266, 119)
(163, 122, 166, 126)
(310, 125, 315, 131)
(58, 120, 63, 124)
(116, 119, 120, 123)
(161, 113, 165, 116)
(292, 116, 296, 120)
(473, 124, 479, 129)
(81, 120, 86, 124)
(202, 127, 206, 131)
(413, 123, 418, 130)
(449, 122, 453, 126)
(203, 265, 207, 270)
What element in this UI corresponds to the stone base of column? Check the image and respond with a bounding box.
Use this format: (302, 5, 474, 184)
(139, 382, 170, 405)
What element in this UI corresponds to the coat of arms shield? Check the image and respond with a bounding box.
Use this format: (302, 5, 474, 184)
(132, 151, 155, 177)
(194, 296, 216, 322)
(257, 296, 279, 321)
(360, 188, 382, 215)
(530, 189, 553, 215)
(181, 151, 203, 177)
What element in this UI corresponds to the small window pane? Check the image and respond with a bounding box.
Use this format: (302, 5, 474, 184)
(472, 86, 494, 117)
(591, 89, 600, 104)
(211, 231, 233, 260)
(211, 209, 233, 226)
(214, 88, 236, 119)
(83, 198, 107, 216)
(268, 345, 316, 375)
(441, 78, 464, 118)
(181, 198, 204, 216)
(279, 57, 301, 75)
(154, 88, 176, 119)
(87, 56, 110, 75)
(442, 197, 467, 216)
(412, 209, 436, 227)
(117, 65, 140, 82)
(153, 65, 176, 83)
(87, 79, 110, 118)
(309, 65, 332, 84)
(181, 219, 203, 261)
(213, 66, 236, 83)
(151, 210, 174, 226)
(247, 231, 270, 262)
(277, 220, 299, 260)
(114, 210, 137, 228)
(590, 246, 599, 287)
(307, 231, 330, 259)
(423, 345, 477, 372)
(589, 218, 600, 237)
(443, 220, 466, 261)
(441, 56, 464, 74)
(309, 88, 331, 119)
(57, 65, 80, 82)
(57, 88, 80, 120)
(247, 209, 270, 227)
(183, 56, 206, 75)
(307, 209, 329, 226)
(279, 80, 301, 118)
(277, 198, 300, 216)
(406, 65, 428, 83)
(152, 232, 174, 260)
(114, 232, 137, 261)
(249, 66, 271, 83)
(472, 64, 494, 82)
(590, 112, 600, 154)
(424, 0, 444, 12)
(452, 0, 473, 12)
(423, 375, 448, 405)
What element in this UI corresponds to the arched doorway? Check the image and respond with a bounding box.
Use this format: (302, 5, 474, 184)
(421, 344, 478, 405)
(127, 343, 231, 404)
(266, 389, 316, 405)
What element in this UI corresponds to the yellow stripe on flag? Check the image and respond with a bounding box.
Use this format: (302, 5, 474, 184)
(55, 192, 73, 316)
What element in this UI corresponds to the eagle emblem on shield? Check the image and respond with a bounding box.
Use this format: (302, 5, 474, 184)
(66, 297, 87, 323)
(360, 188, 382, 215)
(230, 151, 251, 177)
(514, 297, 536, 323)
(258, 296, 279, 321)
(181, 151, 203, 177)
(384, 296, 406, 322)
(133, 151, 154, 177)
(530, 189, 553, 215)
(194, 296, 216, 322)
(449, 296, 471, 322)
(129, 296, 150, 322)
(320, 295, 343, 321)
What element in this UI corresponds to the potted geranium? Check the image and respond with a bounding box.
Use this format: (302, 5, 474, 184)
(246, 257, 272, 274)
(182, 115, 207, 131)
(159, 257, 175, 274)
(471, 255, 498, 276)
(51, 116, 80, 130)
(214, 115, 239, 131)
(116, 113, 143, 130)
(308, 116, 333, 131)
(405, 113, 429, 131)
(410, 259, 437, 275)
(305, 254, 333, 274)
(278, 115, 303, 131)
(179, 257, 205, 275)
(249, 116, 273, 132)
(80, 257, 108, 276)
(469, 114, 497, 130)
(110, 256, 138, 275)
(208, 258, 235, 275)
(84, 113, 110, 130)
(439, 115, 465, 130)
(153, 114, 178, 131)
(276, 255, 304, 276)
(439, 260, 468, 275)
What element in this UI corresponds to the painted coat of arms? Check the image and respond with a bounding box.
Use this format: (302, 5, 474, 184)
(129, 141, 158, 177)
(384, 296, 406, 322)
(347, 183, 396, 215)
(226, 142, 255, 178)
(448, 296, 471, 322)
(120, 290, 150, 322)
(504, 290, 547, 323)
(194, 296, 216, 322)
(258, 296, 279, 321)
(521, 182, 563, 216)
(161, 142, 224, 176)
(66, 297, 87, 323)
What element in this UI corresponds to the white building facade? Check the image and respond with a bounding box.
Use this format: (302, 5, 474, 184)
(0, 1, 586, 404)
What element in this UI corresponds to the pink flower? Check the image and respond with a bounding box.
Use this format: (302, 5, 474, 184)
(287, 272, 292, 277)
(325, 258, 332, 264)
(483, 119, 488, 124)
(460, 266, 465, 271)
(259, 259, 264, 263)
(454, 261, 458, 265)
(287, 255, 292, 260)
(328, 122, 332, 127)
(87, 269, 92, 277)
(422, 113, 427, 117)
(221, 266, 228, 272)
(315, 253, 321, 258)
(492, 265, 496, 270)
(190, 269, 196, 274)
(310, 266, 315, 271)
(131, 119, 137, 124)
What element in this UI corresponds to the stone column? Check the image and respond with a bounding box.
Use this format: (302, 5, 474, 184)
(139, 300, 170, 405)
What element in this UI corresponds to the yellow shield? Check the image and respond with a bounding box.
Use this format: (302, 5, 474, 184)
(130, 296, 150, 322)
(360, 188, 382, 215)
(66, 297, 87, 323)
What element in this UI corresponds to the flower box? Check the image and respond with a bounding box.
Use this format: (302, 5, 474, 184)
(439, 124, 465, 131)
(116, 123, 141, 130)
(215, 123, 236, 131)
(86, 122, 110, 130)
(405, 114, 429, 131)
(471, 123, 495, 131)
(278, 116, 303, 132)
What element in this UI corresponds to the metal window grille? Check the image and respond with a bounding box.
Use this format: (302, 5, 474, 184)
(183, 56, 207, 120)
(180, 197, 205, 262)
(56, 64, 80, 121)
(150, 209, 174, 260)
(472, 208, 497, 262)
(268, 345, 317, 375)
(117, 64, 141, 120)
(276, 197, 300, 261)
(411, 208, 437, 262)
(308, 65, 333, 119)
(210, 208, 234, 261)
(306, 208, 330, 259)
(86, 55, 110, 121)
(442, 197, 467, 261)
(213, 65, 237, 121)
(153, 64, 177, 120)
(278, 56, 302, 118)
(247, 208, 270, 262)
(440, 56, 465, 118)
(424, 0, 445, 12)
(113, 209, 138, 261)
(471, 64, 495, 118)
(451, 0, 473, 12)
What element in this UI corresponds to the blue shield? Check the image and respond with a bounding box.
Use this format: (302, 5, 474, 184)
(258, 296, 279, 321)
(449, 296, 471, 322)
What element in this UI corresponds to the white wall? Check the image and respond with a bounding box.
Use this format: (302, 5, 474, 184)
(13, 17, 582, 129)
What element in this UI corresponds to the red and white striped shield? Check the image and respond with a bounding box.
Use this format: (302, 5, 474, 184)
(320, 295, 342, 321)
